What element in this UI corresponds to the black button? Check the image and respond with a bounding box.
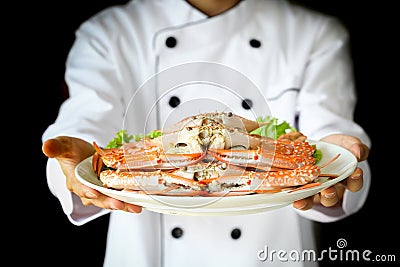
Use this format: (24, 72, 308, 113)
(171, 227, 183, 238)
(169, 96, 180, 108)
(231, 228, 241, 239)
(241, 99, 253, 110)
(249, 39, 261, 48)
(166, 36, 177, 48)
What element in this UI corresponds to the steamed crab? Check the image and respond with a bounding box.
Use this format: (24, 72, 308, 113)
(92, 112, 336, 196)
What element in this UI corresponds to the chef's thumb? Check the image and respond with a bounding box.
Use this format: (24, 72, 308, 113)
(42, 136, 73, 159)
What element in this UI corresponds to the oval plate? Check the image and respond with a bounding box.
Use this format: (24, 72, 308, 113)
(75, 140, 357, 216)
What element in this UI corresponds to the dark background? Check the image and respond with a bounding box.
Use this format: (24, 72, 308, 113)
(16, 0, 398, 266)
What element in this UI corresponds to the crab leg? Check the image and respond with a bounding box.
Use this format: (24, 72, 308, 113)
(192, 165, 320, 195)
(98, 155, 340, 195)
(99, 169, 204, 192)
(260, 138, 316, 156)
(120, 152, 206, 171)
(99, 169, 165, 191)
(93, 141, 162, 169)
(208, 147, 316, 170)
(205, 154, 341, 193)
(93, 141, 206, 172)
(251, 165, 321, 188)
(198, 168, 305, 192)
(250, 153, 341, 191)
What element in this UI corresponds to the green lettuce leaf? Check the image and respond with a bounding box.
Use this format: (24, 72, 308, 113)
(250, 116, 296, 139)
(312, 144, 323, 164)
(105, 129, 162, 148)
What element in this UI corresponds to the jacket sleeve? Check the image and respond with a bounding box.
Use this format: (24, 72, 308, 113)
(42, 13, 129, 225)
(46, 158, 110, 226)
(294, 17, 372, 222)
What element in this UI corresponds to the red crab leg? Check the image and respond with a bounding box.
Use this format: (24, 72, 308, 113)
(119, 152, 206, 171)
(93, 141, 206, 171)
(205, 154, 341, 192)
(152, 152, 206, 169)
(260, 138, 316, 156)
(208, 148, 316, 170)
(250, 153, 341, 189)
(99, 169, 204, 192)
(93, 141, 162, 169)
(251, 165, 321, 187)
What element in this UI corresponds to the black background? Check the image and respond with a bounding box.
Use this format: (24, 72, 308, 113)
(14, 0, 398, 266)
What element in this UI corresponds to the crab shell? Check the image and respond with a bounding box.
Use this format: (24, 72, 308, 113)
(161, 112, 268, 134)
(152, 112, 266, 154)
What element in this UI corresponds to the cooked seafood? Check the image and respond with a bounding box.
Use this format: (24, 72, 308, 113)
(92, 112, 337, 196)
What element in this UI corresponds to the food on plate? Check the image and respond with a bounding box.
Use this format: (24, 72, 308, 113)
(91, 112, 337, 196)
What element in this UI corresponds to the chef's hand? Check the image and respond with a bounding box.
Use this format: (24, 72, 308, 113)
(293, 134, 369, 211)
(42, 136, 143, 213)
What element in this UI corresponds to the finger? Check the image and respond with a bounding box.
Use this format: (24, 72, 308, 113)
(126, 204, 143, 213)
(72, 181, 140, 213)
(81, 195, 116, 210)
(108, 198, 142, 213)
(81, 196, 142, 213)
(293, 195, 314, 210)
(321, 134, 369, 162)
(349, 143, 369, 162)
(340, 167, 363, 192)
(335, 183, 345, 200)
(319, 186, 339, 207)
(64, 172, 98, 198)
(42, 138, 69, 158)
(76, 183, 101, 199)
(43, 136, 94, 161)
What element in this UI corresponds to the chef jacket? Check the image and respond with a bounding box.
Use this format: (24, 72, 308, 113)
(42, 0, 371, 266)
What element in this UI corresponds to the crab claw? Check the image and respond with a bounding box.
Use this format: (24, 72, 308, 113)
(92, 151, 104, 177)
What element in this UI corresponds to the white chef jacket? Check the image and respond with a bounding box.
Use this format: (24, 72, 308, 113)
(43, 0, 372, 266)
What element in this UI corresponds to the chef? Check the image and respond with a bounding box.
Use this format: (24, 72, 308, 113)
(42, 0, 371, 266)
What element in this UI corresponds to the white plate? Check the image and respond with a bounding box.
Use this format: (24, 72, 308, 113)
(75, 140, 357, 216)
